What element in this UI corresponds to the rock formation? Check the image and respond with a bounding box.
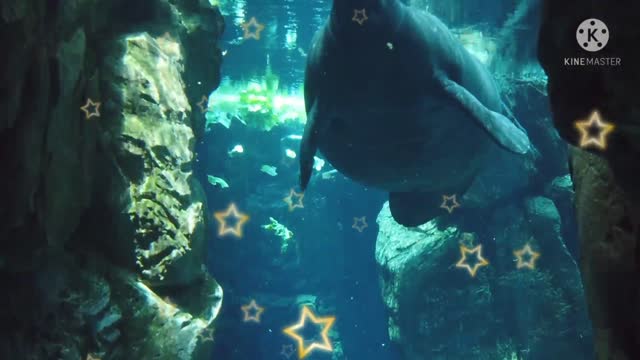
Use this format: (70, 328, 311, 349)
(0, 0, 225, 358)
(376, 199, 591, 359)
(538, 1, 640, 359)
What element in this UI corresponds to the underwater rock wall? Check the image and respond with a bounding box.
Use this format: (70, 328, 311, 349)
(376, 197, 591, 359)
(0, 0, 224, 358)
(538, 1, 640, 359)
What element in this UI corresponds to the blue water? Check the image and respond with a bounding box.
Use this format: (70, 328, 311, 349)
(199, 2, 400, 358)
(195, 1, 589, 359)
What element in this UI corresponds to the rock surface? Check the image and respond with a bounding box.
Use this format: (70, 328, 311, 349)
(0, 0, 225, 358)
(570, 147, 640, 360)
(538, 1, 640, 358)
(376, 200, 592, 359)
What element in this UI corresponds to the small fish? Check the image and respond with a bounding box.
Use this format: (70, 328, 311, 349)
(285, 149, 297, 159)
(260, 165, 278, 177)
(321, 169, 338, 180)
(313, 156, 325, 171)
(207, 175, 229, 188)
(228, 144, 244, 157)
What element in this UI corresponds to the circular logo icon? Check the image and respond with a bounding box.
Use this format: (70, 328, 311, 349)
(576, 18, 609, 52)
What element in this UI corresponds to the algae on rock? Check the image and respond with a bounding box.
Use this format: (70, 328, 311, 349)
(105, 32, 206, 282)
(375, 200, 592, 359)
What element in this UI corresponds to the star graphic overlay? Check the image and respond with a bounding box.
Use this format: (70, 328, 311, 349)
(514, 243, 541, 270)
(197, 95, 208, 113)
(214, 203, 250, 238)
(352, 9, 368, 26)
(241, 17, 265, 40)
(283, 306, 335, 359)
(283, 189, 304, 212)
(241, 299, 265, 323)
(440, 194, 461, 214)
(198, 327, 214, 343)
(352, 216, 368, 232)
(281, 344, 295, 359)
(80, 98, 101, 119)
(456, 244, 489, 277)
(574, 110, 615, 150)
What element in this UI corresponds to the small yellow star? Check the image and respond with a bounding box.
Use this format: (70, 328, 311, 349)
(574, 110, 615, 150)
(214, 203, 250, 238)
(241, 299, 265, 323)
(352, 216, 368, 232)
(440, 194, 461, 214)
(281, 344, 295, 359)
(514, 243, 541, 270)
(283, 306, 335, 359)
(86, 354, 101, 360)
(198, 327, 214, 343)
(283, 189, 304, 212)
(241, 17, 265, 40)
(456, 244, 489, 277)
(80, 98, 101, 119)
(197, 95, 208, 113)
(352, 9, 368, 26)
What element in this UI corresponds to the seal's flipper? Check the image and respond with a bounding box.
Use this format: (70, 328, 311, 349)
(389, 191, 443, 227)
(436, 73, 531, 154)
(299, 101, 325, 190)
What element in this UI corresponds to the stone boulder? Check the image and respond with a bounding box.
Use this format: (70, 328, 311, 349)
(375, 199, 592, 359)
(102, 32, 207, 284)
(0, 0, 225, 358)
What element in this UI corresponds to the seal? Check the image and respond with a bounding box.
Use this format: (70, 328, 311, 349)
(300, 0, 532, 226)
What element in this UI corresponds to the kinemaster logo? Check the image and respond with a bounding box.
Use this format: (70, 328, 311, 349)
(564, 18, 621, 66)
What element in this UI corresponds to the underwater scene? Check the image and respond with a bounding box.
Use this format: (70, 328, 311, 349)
(3, 0, 640, 359)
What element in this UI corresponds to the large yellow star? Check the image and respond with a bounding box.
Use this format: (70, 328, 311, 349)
(574, 110, 615, 150)
(283, 306, 335, 359)
(214, 203, 249, 238)
(283, 189, 304, 212)
(514, 243, 541, 270)
(456, 244, 489, 277)
(241, 17, 265, 40)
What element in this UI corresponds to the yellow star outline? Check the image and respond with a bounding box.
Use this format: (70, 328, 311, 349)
(80, 98, 101, 119)
(283, 306, 335, 359)
(241, 17, 265, 40)
(214, 203, 250, 238)
(198, 327, 214, 343)
(514, 243, 541, 270)
(281, 344, 295, 359)
(574, 110, 615, 150)
(352, 216, 368, 232)
(197, 95, 208, 113)
(241, 299, 265, 323)
(456, 244, 489, 277)
(440, 194, 461, 214)
(283, 189, 305, 212)
(352, 9, 368, 26)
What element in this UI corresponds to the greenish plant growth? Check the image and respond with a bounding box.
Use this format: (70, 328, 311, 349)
(205, 60, 306, 132)
(262, 217, 294, 254)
